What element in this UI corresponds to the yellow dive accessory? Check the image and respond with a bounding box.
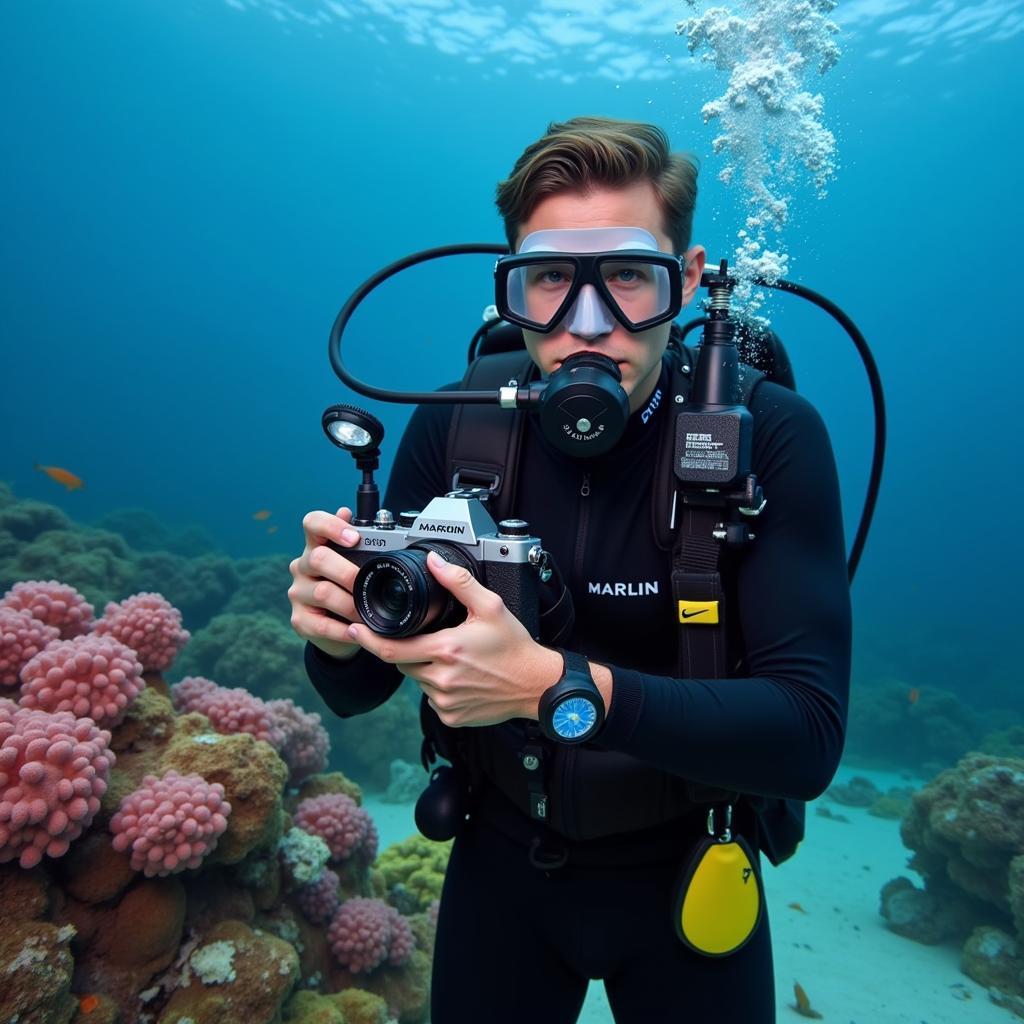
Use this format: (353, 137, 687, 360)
(672, 804, 764, 957)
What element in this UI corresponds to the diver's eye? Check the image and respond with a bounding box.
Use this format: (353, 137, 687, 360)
(530, 268, 572, 287)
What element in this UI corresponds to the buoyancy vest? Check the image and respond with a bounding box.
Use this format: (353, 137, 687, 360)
(421, 335, 806, 867)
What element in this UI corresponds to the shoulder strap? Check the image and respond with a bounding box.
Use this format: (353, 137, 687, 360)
(445, 350, 536, 523)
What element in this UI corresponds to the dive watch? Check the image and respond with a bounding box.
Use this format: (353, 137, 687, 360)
(538, 649, 605, 744)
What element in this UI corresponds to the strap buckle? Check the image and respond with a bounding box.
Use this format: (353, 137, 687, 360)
(449, 471, 500, 499)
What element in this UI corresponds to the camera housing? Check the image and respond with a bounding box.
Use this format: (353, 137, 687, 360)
(330, 489, 551, 639)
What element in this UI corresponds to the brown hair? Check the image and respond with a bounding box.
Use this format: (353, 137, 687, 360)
(495, 116, 699, 255)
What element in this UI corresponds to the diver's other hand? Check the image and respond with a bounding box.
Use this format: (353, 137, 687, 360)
(288, 505, 365, 660)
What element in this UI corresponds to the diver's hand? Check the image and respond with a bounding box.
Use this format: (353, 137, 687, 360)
(345, 551, 563, 726)
(288, 506, 366, 660)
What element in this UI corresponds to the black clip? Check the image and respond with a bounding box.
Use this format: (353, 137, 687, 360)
(529, 836, 568, 871)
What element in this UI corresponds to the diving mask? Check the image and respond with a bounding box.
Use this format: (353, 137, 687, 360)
(495, 226, 685, 336)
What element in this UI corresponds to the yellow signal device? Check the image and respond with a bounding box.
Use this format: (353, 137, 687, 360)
(672, 832, 763, 957)
(677, 600, 720, 625)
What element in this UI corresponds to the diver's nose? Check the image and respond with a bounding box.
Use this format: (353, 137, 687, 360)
(565, 284, 615, 340)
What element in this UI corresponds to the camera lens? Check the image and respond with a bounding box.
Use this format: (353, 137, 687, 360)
(354, 544, 478, 637)
(371, 572, 411, 619)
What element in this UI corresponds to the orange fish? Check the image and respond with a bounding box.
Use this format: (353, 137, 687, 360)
(35, 464, 84, 491)
(267, 525, 279, 535)
(252, 509, 272, 521)
(787, 901, 807, 913)
(908, 687, 920, 705)
(79, 994, 101, 1013)
(793, 981, 823, 1019)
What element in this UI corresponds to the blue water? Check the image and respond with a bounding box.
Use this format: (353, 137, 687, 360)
(1, 1, 1022, 1017)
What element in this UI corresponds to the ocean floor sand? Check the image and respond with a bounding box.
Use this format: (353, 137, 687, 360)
(364, 764, 1011, 1023)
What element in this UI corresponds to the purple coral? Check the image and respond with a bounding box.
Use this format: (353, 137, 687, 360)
(109, 769, 231, 876)
(294, 793, 378, 864)
(296, 866, 341, 924)
(93, 592, 190, 672)
(171, 676, 283, 747)
(0, 699, 115, 868)
(18, 634, 145, 728)
(327, 897, 415, 974)
(266, 698, 330, 784)
(1, 580, 95, 639)
(0, 607, 60, 688)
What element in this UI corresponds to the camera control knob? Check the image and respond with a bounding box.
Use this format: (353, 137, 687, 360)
(373, 509, 396, 530)
(398, 511, 419, 528)
(497, 519, 529, 537)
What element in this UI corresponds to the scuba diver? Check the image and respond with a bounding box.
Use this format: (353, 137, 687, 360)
(288, 116, 865, 1023)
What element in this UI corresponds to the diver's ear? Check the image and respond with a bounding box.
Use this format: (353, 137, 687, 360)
(681, 245, 706, 308)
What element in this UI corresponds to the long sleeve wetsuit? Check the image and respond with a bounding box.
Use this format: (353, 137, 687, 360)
(306, 358, 851, 820)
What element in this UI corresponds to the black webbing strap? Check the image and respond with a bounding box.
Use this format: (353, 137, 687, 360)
(444, 350, 536, 522)
(672, 502, 728, 680)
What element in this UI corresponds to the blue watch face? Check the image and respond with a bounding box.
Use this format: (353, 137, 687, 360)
(552, 696, 598, 740)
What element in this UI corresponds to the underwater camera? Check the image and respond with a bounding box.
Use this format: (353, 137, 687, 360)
(321, 405, 556, 641)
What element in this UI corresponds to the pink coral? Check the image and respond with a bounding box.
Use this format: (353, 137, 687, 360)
(1, 580, 95, 639)
(294, 793, 378, 864)
(327, 897, 415, 974)
(171, 677, 282, 747)
(0, 607, 60, 688)
(93, 592, 190, 672)
(168, 675, 219, 712)
(19, 634, 145, 728)
(109, 769, 231, 877)
(296, 866, 341, 924)
(266, 698, 330, 784)
(0, 698, 115, 868)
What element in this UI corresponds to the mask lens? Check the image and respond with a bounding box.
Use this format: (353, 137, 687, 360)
(506, 261, 576, 329)
(600, 260, 671, 326)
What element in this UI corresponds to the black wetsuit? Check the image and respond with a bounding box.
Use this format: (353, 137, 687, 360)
(305, 356, 851, 1023)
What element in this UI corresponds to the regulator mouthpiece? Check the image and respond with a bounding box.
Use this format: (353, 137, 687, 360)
(536, 351, 630, 458)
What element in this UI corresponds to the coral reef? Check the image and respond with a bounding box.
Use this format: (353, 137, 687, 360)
(110, 770, 231, 876)
(0, 700, 115, 868)
(19, 634, 145, 727)
(295, 793, 379, 868)
(224, 555, 293, 621)
(882, 753, 1024, 1007)
(327, 897, 415, 974)
(2, 527, 137, 610)
(93, 592, 191, 672)
(173, 611, 309, 703)
(0, 604, 61, 686)
(157, 919, 299, 1023)
(0, 491, 436, 1021)
(0, 919, 78, 1024)
(129, 549, 239, 630)
(297, 866, 342, 924)
(2, 579, 95, 638)
(374, 835, 451, 915)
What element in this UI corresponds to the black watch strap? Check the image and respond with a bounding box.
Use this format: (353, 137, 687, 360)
(560, 648, 592, 679)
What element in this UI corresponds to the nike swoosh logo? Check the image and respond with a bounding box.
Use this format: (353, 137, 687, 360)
(681, 609, 708, 619)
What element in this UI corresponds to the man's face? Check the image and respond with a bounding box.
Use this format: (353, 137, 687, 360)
(515, 180, 706, 415)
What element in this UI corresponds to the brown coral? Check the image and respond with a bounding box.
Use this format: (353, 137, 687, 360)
(160, 712, 288, 864)
(0, 919, 78, 1024)
(157, 919, 299, 1024)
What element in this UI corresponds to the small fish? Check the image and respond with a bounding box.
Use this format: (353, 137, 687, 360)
(79, 994, 101, 1013)
(908, 687, 920, 705)
(35, 464, 85, 491)
(793, 981, 823, 1019)
(787, 901, 808, 913)
(267, 525, 279, 535)
(252, 510, 272, 521)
